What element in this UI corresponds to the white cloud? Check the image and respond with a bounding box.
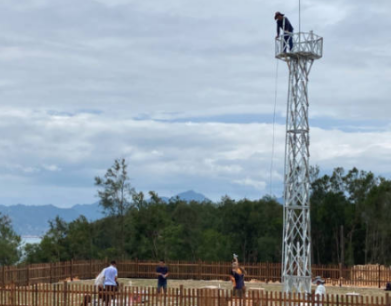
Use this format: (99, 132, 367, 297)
(0, 109, 389, 206)
(14, 165, 40, 174)
(92, 0, 135, 7)
(42, 164, 62, 172)
(233, 178, 267, 191)
(0, 0, 390, 205)
(303, 2, 351, 27)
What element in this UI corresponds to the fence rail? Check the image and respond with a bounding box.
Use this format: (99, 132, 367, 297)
(2, 261, 391, 288)
(0, 284, 389, 306)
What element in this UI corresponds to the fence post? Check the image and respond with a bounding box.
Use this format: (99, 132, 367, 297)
(339, 263, 342, 287)
(2, 266, 5, 287)
(386, 293, 390, 306)
(70, 260, 73, 281)
(179, 284, 184, 306)
(49, 262, 53, 284)
(34, 283, 38, 306)
(27, 265, 30, 286)
(351, 265, 355, 287)
(90, 259, 93, 279)
(10, 282, 15, 305)
(198, 260, 202, 280)
(265, 290, 269, 306)
(266, 262, 270, 282)
(176, 260, 181, 279)
(218, 261, 221, 279)
(64, 281, 68, 306)
(136, 258, 139, 278)
(379, 264, 381, 288)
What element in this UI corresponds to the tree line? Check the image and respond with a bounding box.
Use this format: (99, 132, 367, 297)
(1, 159, 391, 266)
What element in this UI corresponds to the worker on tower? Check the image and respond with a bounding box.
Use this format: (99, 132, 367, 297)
(275, 12, 294, 52)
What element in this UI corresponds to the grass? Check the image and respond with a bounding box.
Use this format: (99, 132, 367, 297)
(72, 278, 389, 298)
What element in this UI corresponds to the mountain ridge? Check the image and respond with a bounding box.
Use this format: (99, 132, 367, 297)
(0, 190, 209, 236)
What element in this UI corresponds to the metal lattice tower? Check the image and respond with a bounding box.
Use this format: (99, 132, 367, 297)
(275, 31, 323, 293)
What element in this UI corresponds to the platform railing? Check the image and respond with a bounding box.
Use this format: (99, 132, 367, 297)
(275, 31, 323, 60)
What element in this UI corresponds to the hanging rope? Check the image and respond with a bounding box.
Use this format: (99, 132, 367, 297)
(269, 59, 279, 196)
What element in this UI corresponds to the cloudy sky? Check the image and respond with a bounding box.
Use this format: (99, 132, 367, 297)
(0, 0, 390, 207)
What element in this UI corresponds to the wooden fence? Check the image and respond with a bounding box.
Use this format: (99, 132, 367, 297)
(0, 284, 390, 306)
(2, 261, 391, 288)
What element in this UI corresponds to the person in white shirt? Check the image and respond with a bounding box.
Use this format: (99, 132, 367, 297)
(103, 261, 118, 306)
(82, 266, 108, 306)
(312, 276, 326, 306)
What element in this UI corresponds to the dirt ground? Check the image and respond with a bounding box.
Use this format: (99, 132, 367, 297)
(72, 278, 389, 299)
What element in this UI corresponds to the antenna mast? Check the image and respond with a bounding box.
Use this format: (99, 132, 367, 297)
(299, 0, 301, 33)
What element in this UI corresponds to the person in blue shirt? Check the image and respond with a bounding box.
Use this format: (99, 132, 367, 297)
(155, 260, 169, 293)
(275, 12, 294, 52)
(103, 261, 118, 306)
(230, 257, 246, 298)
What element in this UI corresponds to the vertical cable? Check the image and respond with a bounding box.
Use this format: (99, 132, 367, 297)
(269, 60, 279, 196)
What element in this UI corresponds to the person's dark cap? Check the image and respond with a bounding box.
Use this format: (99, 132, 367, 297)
(275, 12, 284, 20)
(111, 260, 117, 265)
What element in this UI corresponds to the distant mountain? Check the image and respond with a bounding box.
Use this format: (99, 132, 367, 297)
(72, 202, 103, 221)
(0, 190, 210, 236)
(160, 197, 170, 203)
(148, 190, 209, 203)
(172, 190, 210, 202)
(0, 203, 105, 236)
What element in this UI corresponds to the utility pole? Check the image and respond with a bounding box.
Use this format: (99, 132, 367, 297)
(276, 31, 323, 293)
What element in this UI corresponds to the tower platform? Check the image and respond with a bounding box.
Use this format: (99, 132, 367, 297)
(275, 31, 323, 61)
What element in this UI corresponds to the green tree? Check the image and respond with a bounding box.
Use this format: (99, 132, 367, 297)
(24, 216, 69, 263)
(361, 179, 391, 264)
(343, 168, 377, 265)
(311, 190, 351, 264)
(197, 229, 231, 261)
(131, 199, 170, 259)
(22, 164, 391, 266)
(219, 197, 282, 263)
(0, 213, 21, 265)
(67, 216, 95, 260)
(95, 158, 135, 257)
